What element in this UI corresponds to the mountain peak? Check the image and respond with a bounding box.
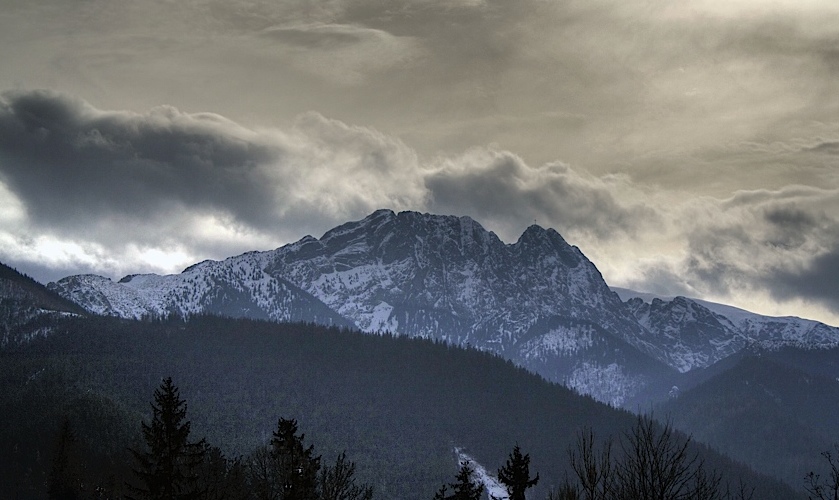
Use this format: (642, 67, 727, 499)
(515, 224, 582, 268)
(365, 208, 397, 224)
(182, 259, 215, 274)
(517, 224, 570, 245)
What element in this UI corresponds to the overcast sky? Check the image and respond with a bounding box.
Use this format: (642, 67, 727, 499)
(2, 0, 839, 325)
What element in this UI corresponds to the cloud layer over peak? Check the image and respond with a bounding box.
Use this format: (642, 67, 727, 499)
(2, 0, 839, 325)
(0, 91, 650, 281)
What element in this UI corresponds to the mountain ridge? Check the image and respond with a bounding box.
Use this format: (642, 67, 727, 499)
(44, 209, 839, 406)
(614, 287, 839, 372)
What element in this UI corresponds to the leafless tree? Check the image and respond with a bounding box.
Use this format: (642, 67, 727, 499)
(557, 416, 729, 500)
(613, 416, 723, 500)
(568, 429, 614, 500)
(806, 445, 839, 500)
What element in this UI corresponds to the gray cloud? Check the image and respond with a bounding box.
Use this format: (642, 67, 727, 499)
(772, 251, 839, 310)
(0, 90, 280, 234)
(653, 187, 839, 316)
(425, 148, 657, 241)
(0, 91, 431, 242)
(0, 90, 656, 282)
(260, 23, 390, 49)
(0, 91, 430, 279)
(4, 0, 839, 172)
(2, 0, 839, 324)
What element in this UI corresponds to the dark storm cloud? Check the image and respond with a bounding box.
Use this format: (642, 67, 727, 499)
(763, 206, 821, 249)
(805, 141, 839, 154)
(722, 16, 839, 72)
(759, 203, 839, 312)
(683, 224, 755, 295)
(0, 90, 280, 234)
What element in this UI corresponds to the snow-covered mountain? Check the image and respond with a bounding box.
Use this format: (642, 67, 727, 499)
(613, 288, 839, 372)
(50, 260, 352, 327)
(49, 210, 673, 406)
(46, 210, 839, 406)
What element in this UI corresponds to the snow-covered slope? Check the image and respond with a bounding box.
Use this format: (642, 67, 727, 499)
(513, 317, 669, 407)
(455, 448, 508, 500)
(50, 210, 670, 406)
(49, 257, 351, 326)
(614, 288, 839, 372)
(51, 210, 839, 405)
(264, 210, 646, 349)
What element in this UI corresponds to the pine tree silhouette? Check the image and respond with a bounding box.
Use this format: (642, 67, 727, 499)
(128, 377, 206, 500)
(270, 418, 321, 500)
(48, 418, 83, 500)
(433, 461, 484, 500)
(497, 445, 539, 500)
(319, 451, 374, 500)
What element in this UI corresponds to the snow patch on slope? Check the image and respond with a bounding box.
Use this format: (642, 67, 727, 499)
(454, 448, 508, 500)
(566, 362, 645, 407)
(368, 301, 397, 332)
(524, 326, 594, 357)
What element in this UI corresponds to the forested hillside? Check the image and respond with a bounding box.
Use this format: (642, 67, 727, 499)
(663, 354, 839, 489)
(0, 315, 801, 499)
(0, 262, 87, 347)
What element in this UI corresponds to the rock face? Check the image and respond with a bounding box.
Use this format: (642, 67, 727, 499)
(623, 296, 745, 373)
(265, 210, 643, 349)
(46, 209, 839, 406)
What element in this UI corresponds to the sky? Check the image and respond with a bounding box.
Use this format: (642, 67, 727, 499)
(1, 0, 839, 325)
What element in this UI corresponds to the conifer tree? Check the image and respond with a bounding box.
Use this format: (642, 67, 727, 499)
(497, 445, 539, 500)
(129, 377, 206, 500)
(197, 442, 249, 500)
(433, 461, 484, 500)
(270, 418, 321, 500)
(48, 418, 83, 500)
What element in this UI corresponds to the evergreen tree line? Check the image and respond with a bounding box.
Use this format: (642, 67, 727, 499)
(47, 376, 762, 500)
(4, 316, 807, 499)
(49, 377, 373, 500)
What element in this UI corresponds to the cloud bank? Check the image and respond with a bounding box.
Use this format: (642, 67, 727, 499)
(0, 90, 647, 279)
(2, 90, 839, 325)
